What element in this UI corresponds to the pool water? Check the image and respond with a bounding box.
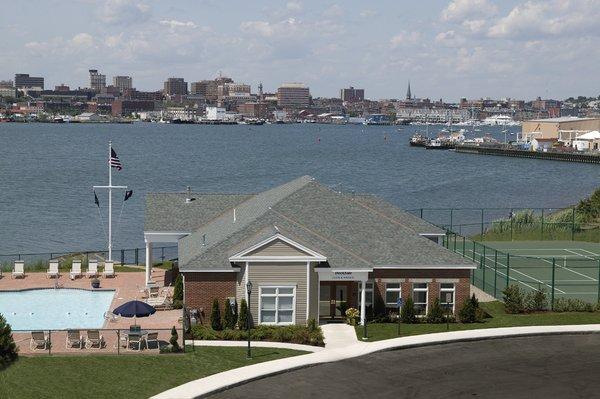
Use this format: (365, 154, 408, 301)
(0, 288, 115, 330)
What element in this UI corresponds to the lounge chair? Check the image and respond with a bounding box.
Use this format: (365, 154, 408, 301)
(85, 330, 104, 349)
(127, 333, 143, 351)
(146, 295, 173, 310)
(47, 260, 60, 279)
(87, 260, 99, 278)
(103, 311, 120, 323)
(66, 330, 83, 349)
(70, 260, 82, 279)
(30, 331, 49, 350)
(103, 261, 115, 278)
(147, 286, 160, 298)
(12, 260, 25, 278)
(145, 332, 159, 349)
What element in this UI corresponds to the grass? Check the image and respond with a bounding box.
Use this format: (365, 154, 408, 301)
(355, 301, 600, 342)
(0, 346, 306, 399)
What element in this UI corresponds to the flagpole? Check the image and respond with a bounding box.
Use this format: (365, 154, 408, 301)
(108, 140, 112, 261)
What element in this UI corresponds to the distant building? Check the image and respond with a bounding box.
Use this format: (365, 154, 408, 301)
(522, 117, 600, 142)
(237, 102, 268, 118)
(113, 76, 133, 92)
(0, 80, 16, 98)
(406, 81, 412, 100)
(164, 78, 188, 96)
(55, 84, 70, 92)
(89, 69, 106, 92)
(206, 106, 227, 121)
(340, 86, 364, 103)
(218, 83, 251, 100)
(277, 83, 310, 108)
(111, 99, 155, 117)
(190, 80, 218, 101)
(15, 74, 44, 89)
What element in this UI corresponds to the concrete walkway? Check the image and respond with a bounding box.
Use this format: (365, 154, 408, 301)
(321, 323, 363, 348)
(184, 340, 324, 353)
(151, 324, 600, 399)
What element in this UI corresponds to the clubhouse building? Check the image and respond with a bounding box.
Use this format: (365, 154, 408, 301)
(144, 176, 475, 326)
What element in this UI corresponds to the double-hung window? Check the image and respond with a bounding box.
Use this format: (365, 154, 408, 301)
(440, 283, 455, 312)
(358, 281, 374, 309)
(259, 286, 295, 325)
(412, 283, 428, 315)
(385, 283, 402, 306)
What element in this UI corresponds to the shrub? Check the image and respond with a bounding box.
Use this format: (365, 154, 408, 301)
(307, 318, 318, 333)
(345, 307, 359, 326)
(173, 274, 183, 302)
(459, 294, 483, 323)
(400, 297, 417, 324)
(210, 299, 222, 331)
(190, 325, 219, 340)
(190, 323, 324, 346)
(0, 314, 18, 369)
(170, 326, 181, 353)
(172, 299, 183, 310)
(553, 297, 597, 312)
(524, 288, 547, 313)
(502, 285, 524, 314)
(232, 299, 239, 328)
(223, 298, 236, 330)
(426, 298, 446, 324)
(373, 294, 386, 320)
(238, 298, 249, 330)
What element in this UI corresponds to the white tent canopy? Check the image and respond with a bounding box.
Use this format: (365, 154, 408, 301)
(576, 130, 600, 140)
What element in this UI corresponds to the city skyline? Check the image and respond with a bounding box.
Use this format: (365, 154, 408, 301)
(1, 0, 599, 100)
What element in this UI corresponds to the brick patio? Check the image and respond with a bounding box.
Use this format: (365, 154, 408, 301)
(0, 268, 184, 355)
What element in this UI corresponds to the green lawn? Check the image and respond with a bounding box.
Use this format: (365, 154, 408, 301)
(0, 346, 306, 399)
(355, 301, 600, 342)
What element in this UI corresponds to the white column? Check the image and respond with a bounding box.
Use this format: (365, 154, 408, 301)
(360, 280, 366, 326)
(145, 241, 153, 285)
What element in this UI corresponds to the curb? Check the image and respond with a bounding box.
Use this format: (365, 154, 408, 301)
(184, 340, 324, 353)
(152, 325, 600, 399)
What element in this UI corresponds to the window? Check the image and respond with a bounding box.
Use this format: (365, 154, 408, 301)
(358, 282, 374, 309)
(259, 286, 295, 325)
(412, 283, 428, 315)
(385, 283, 401, 306)
(440, 283, 455, 312)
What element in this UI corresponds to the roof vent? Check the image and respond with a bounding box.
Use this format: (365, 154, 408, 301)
(185, 186, 195, 203)
(233, 208, 236, 223)
(202, 234, 206, 246)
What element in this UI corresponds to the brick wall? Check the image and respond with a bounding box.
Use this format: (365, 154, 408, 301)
(183, 272, 236, 323)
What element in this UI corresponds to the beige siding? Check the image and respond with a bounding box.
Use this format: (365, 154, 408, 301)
(308, 263, 319, 320)
(235, 263, 246, 304)
(248, 261, 308, 325)
(247, 239, 310, 257)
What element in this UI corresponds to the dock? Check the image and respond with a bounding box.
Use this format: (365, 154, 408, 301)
(455, 145, 600, 164)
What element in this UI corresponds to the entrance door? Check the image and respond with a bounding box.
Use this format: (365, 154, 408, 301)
(319, 284, 331, 318)
(334, 285, 348, 316)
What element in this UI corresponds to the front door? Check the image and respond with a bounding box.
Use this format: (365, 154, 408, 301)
(334, 285, 348, 316)
(319, 284, 331, 318)
(319, 282, 352, 320)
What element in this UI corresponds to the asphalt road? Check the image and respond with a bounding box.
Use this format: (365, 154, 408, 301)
(209, 334, 600, 399)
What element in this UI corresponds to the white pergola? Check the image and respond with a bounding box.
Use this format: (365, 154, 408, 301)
(143, 231, 190, 285)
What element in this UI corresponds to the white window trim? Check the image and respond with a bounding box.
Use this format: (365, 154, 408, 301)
(258, 285, 296, 325)
(358, 281, 374, 308)
(385, 282, 402, 306)
(440, 282, 456, 313)
(412, 283, 428, 316)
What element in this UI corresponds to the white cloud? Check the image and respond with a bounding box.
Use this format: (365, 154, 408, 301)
(286, 1, 302, 12)
(70, 33, 94, 47)
(435, 30, 466, 46)
(461, 19, 486, 35)
(97, 0, 150, 25)
(441, 0, 498, 22)
(322, 4, 343, 18)
(488, 0, 600, 39)
(390, 31, 421, 48)
(159, 20, 197, 30)
(360, 9, 377, 18)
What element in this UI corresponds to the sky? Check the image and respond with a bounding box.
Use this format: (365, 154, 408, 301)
(0, 0, 599, 101)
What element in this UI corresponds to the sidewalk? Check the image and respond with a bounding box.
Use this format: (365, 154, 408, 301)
(321, 323, 364, 349)
(152, 324, 600, 399)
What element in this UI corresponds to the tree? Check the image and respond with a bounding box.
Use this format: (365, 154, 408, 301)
(426, 298, 445, 324)
(210, 299, 222, 331)
(232, 299, 239, 328)
(0, 314, 18, 369)
(173, 274, 183, 302)
(238, 298, 249, 330)
(223, 298, 236, 329)
(169, 326, 181, 353)
(459, 294, 483, 323)
(400, 296, 417, 324)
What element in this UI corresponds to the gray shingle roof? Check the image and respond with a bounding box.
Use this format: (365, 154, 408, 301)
(144, 192, 253, 232)
(171, 176, 473, 271)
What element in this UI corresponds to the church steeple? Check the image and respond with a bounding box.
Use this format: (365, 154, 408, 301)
(406, 80, 412, 100)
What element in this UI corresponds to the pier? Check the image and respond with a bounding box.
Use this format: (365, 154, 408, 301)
(455, 145, 600, 164)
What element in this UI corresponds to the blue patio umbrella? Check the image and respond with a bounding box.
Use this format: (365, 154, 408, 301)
(113, 300, 156, 318)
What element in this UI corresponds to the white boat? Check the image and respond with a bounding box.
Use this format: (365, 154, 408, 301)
(481, 115, 521, 126)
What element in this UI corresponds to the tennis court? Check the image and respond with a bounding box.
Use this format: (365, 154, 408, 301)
(443, 236, 600, 304)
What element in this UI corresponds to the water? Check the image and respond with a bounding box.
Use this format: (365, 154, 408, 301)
(0, 122, 598, 253)
(0, 288, 115, 330)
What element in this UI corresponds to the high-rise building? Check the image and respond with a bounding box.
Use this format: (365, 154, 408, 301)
(277, 83, 310, 108)
(89, 69, 106, 92)
(113, 76, 133, 92)
(190, 80, 218, 101)
(14, 74, 44, 89)
(340, 86, 365, 102)
(218, 83, 251, 100)
(163, 78, 188, 96)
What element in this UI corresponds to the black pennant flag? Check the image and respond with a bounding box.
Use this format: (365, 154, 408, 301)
(94, 191, 100, 207)
(124, 190, 133, 201)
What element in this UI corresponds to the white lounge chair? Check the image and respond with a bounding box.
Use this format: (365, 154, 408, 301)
(103, 311, 120, 323)
(30, 331, 49, 350)
(85, 330, 104, 349)
(103, 261, 115, 278)
(146, 295, 172, 310)
(127, 333, 143, 351)
(66, 330, 83, 349)
(87, 260, 98, 278)
(12, 260, 25, 278)
(70, 260, 82, 279)
(145, 332, 159, 350)
(47, 260, 59, 279)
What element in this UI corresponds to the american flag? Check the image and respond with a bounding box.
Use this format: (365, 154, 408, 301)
(109, 148, 123, 171)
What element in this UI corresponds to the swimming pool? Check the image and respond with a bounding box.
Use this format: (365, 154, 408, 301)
(0, 288, 115, 330)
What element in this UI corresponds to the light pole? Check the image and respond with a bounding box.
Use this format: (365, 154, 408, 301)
(246, 281, 253, 360)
